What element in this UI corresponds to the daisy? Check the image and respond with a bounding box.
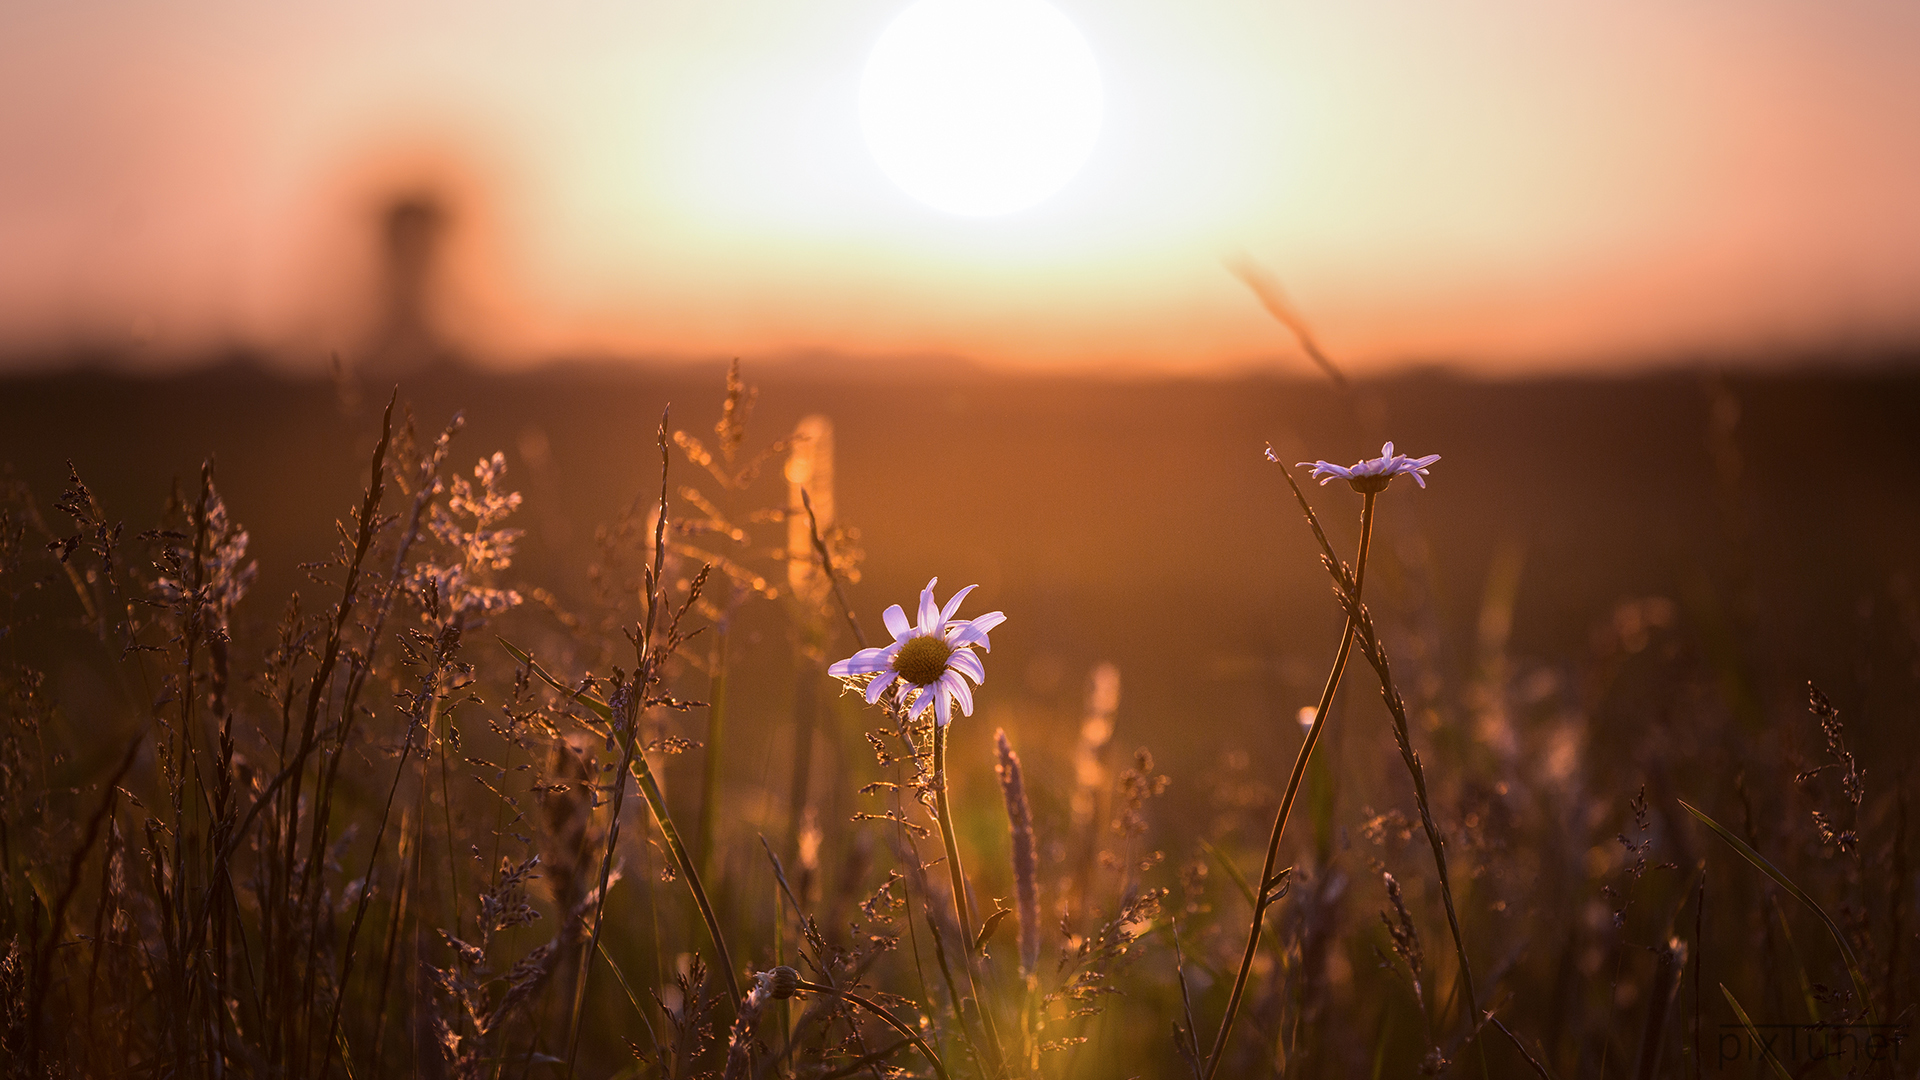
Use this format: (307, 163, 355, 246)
(828, 577, 1005, 727)
(1293, 441, 1440, 492)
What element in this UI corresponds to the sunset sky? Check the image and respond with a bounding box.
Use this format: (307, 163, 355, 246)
(4, 0, 1918, 374)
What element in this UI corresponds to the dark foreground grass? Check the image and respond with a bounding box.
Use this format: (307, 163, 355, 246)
(0, 360, 1915, 1078)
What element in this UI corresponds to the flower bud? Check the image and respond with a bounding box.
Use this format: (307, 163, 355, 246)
(767, 965, 800, 1000)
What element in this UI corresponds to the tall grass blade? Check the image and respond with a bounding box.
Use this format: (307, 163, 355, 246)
(597, 938, 663, 1061)
(1679, 799, 1875, 1023)
(1198, 838, 1262, 914)
(1719, 984, 1794, 1080)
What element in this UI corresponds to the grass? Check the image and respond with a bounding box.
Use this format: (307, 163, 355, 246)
(0, 358, 1914, 1078)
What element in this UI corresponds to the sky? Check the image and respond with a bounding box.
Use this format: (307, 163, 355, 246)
(3, 0, 1919, 375)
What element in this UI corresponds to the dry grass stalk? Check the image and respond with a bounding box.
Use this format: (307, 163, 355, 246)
(995, 728, 1041, 980)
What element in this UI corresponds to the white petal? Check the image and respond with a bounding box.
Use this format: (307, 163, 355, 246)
(935, 687, 952, 727)
(943, 670, 975, 716)
(865, 675, 894, 704)
(830, 646, 895, 677)
(939, 583, 978, 625)
(883, 604, 911, 640)
(918, 581, 941, 634)
(948, 611, 1006, 651)
(949, 648, 986, 684)
(969, 610, 1007, 635)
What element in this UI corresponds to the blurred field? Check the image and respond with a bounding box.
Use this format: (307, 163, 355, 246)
(6, 360, 1918, 764)
(1, 357, 1916, 1077)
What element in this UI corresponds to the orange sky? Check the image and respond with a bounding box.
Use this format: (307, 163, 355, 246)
(3, 0, 1918, 374)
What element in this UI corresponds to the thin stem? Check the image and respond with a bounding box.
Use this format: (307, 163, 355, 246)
(792, 979, 951, 1080)
(932, 723, 1005, 1073)
(801, 489, 866, 649)
(1203, 488, 1375, 1080)
(566, 409, 743, 1077)
(1276, 457, 1491, 1065)
(933, 727, 975, 935)
(783, 662, 819, 867)
(630, 742, 741, 1007)
(697, 620, 730, 877)
(504, 638, 745, 1047)
(320, 621, 455, 1076)
(1336, 546, 1484, 1056)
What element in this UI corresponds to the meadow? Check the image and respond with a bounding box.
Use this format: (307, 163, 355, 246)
(0, 357, 1915, 1078)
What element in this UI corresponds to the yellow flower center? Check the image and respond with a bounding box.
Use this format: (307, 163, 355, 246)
(893, 634, 954, 687)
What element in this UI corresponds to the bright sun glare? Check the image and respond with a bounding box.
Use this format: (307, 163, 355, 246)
(859, 0, 1104, 218)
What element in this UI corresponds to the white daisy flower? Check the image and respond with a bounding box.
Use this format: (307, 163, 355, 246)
(1292, 441, 1440, 492)
(828, 577, 1005, 727)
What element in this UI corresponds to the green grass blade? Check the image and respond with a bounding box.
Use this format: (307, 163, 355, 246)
(502, 635, 741, 1009)
(1719, 984, 1794, 1080)
(500, 637, 613, 722)
(1767, 899, 1822, 1025)
(1200, 839, 1259, 913)
(596, 938, 661, 1058)
(1369, 1009, 1390, 1080)
(1679, 799, 1875, 1025)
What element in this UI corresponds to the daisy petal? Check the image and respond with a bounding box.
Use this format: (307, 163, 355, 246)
(948, 611, 1006, 650)
(939, 584, 978, 625)
(882, 604, 911, 640)
(948, 648, 985, 684)
(828, 578, 1004, 731)
(969, 610, 1008, 635)
(917, 580, 941, 634)
(829, 646, 895, 677)
(1301, 440, 1439, 492)
(943, 670, 975, 716)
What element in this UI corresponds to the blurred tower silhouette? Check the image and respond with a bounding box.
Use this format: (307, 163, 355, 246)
(365, 191, 451, 375)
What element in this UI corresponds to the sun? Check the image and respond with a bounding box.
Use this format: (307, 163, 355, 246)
(859, 0, 1104, 218)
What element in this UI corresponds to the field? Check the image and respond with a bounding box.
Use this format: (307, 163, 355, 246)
(1, 357, 1916, 1078)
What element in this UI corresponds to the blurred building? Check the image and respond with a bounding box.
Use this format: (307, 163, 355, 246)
(362, 191, 454, 376)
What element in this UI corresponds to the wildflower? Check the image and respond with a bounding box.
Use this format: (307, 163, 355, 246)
(1291, 441, 1439, 493)
(829, 577, 1005, 727)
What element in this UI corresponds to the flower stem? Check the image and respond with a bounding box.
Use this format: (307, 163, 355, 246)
(1342, 581, 1483, 1065)
(1202, 489, 1376, 1080)
(934, 726, 976, 934)
(933, 722, 1005, 1073)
